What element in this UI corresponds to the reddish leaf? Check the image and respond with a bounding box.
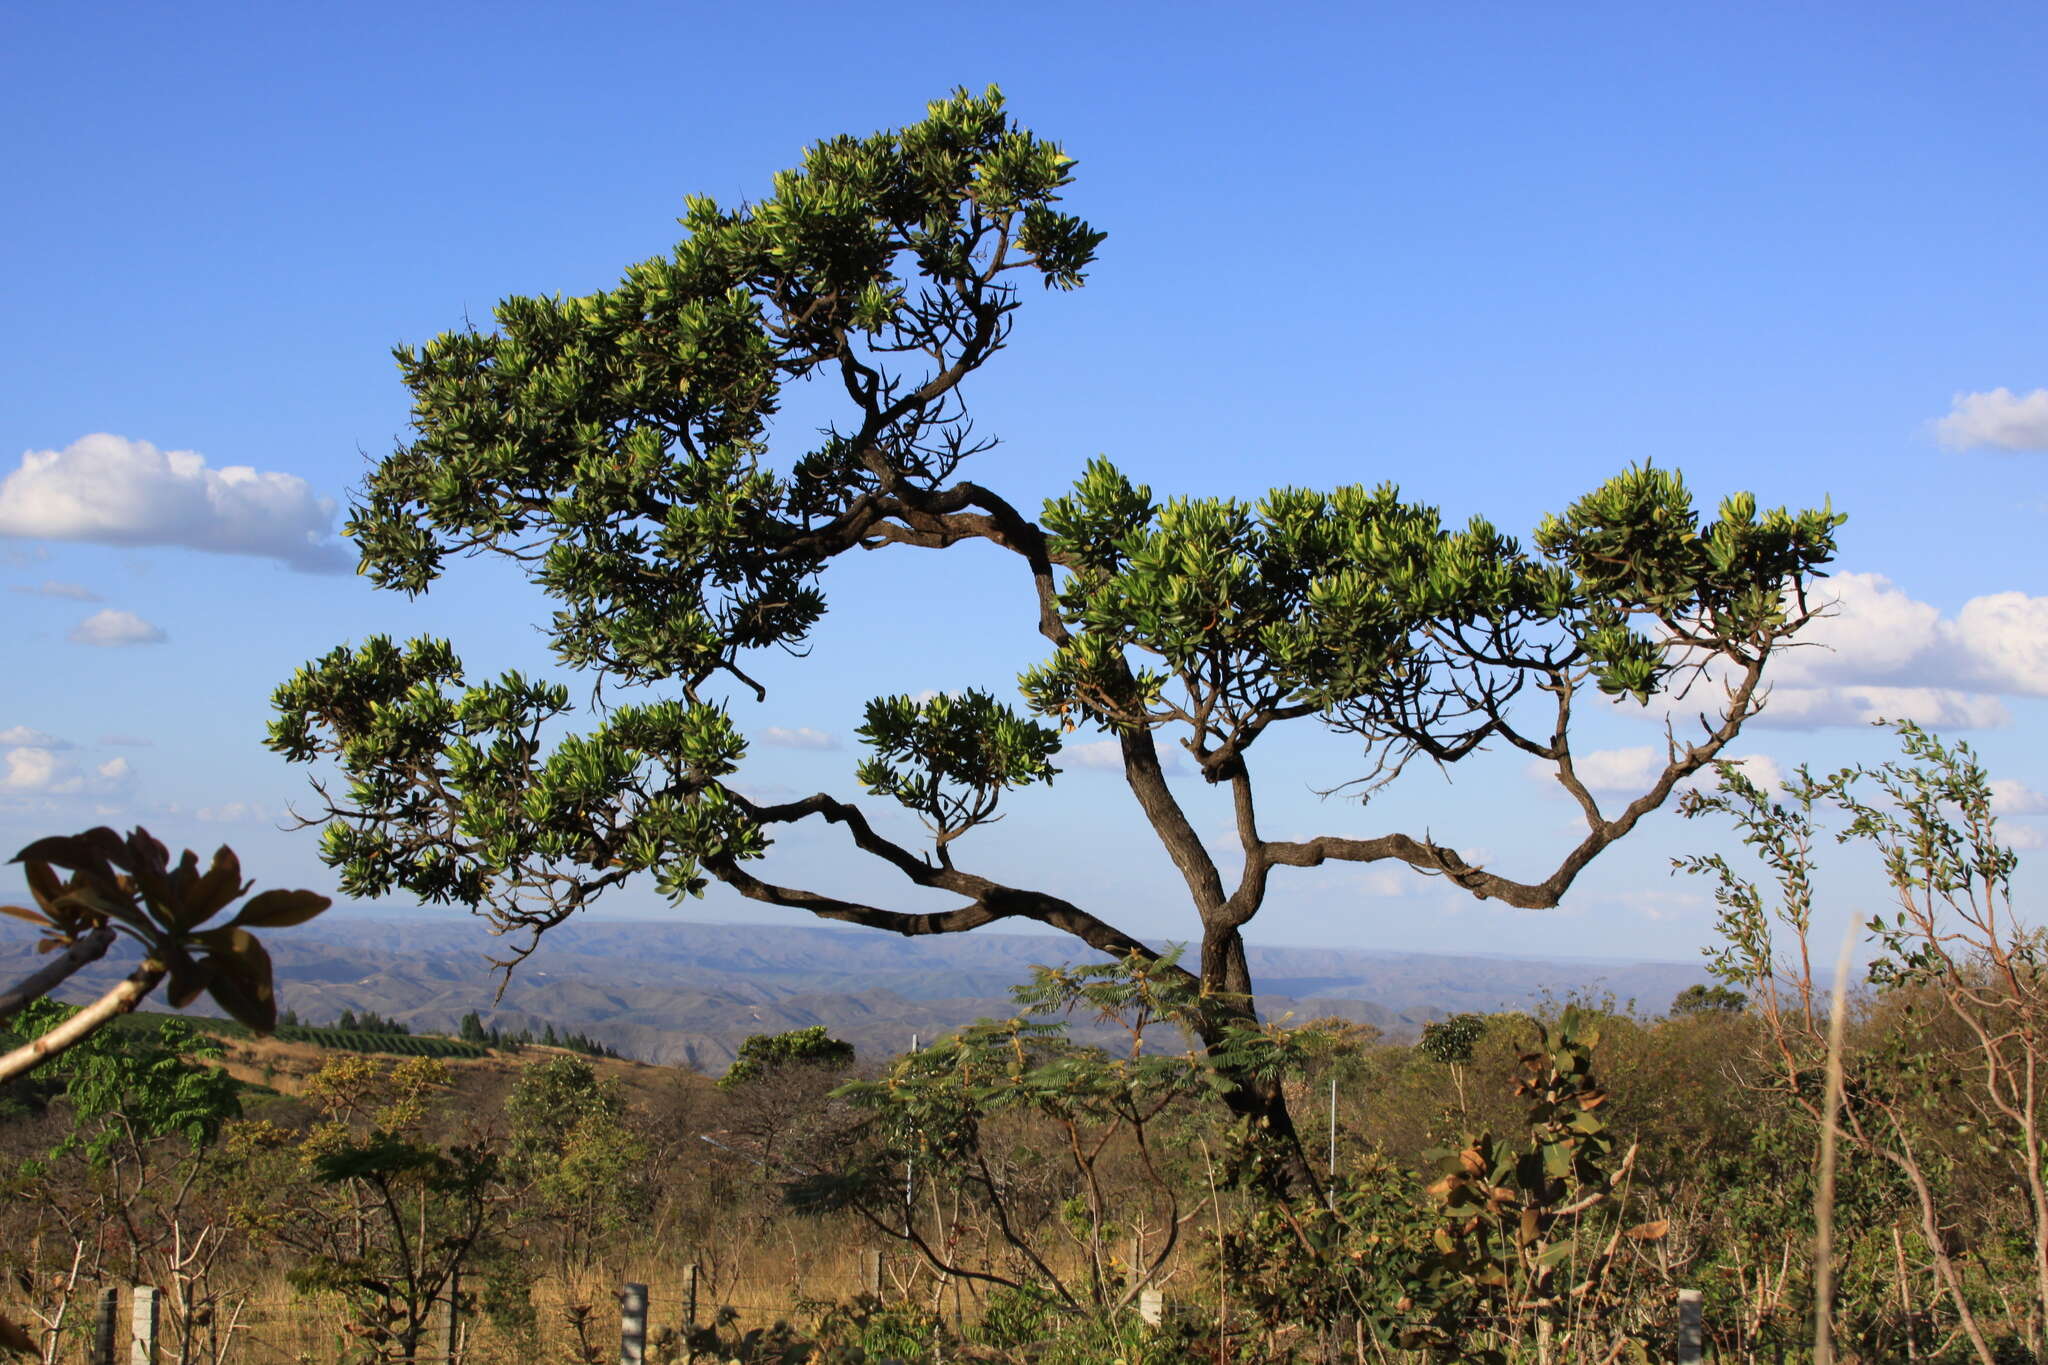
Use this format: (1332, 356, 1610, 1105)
(229, 888, 332, 930)
(183, 846, 249, 927)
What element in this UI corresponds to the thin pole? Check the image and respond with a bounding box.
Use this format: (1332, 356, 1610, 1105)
(905, 1032, 919, 1236)
(1812, 926, 1856, 1365)
(1327, 1076, 1336, 1177)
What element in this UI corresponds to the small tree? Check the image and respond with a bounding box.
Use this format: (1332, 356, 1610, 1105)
(504, 1055, 643, 1280)
(1670, 983, 1747, 1016)
(1679, 721, 2043, 1364)
(269, 87, 1843, 1196)
(240, 1055, 499, 1363)
(719, 1025, 855, 1090)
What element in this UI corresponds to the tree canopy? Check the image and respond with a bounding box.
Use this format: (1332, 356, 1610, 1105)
(269, 87, 1843, 1190)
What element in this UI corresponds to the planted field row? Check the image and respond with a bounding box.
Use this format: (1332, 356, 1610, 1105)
(271, 1025, 489, 1058)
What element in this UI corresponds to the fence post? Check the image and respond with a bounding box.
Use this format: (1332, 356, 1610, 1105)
(1138, 1289, 1164, 1327)
(1677, 1287, 1704, 1364)
(618, 1282, 648, 1365)
(129, 1286, 158, 1365)
(439, 1268, 461, 1365)
(860, 1249, 882, 1299)
(681, 1263, 699, 1332)
(92, 1287, 118, 1365)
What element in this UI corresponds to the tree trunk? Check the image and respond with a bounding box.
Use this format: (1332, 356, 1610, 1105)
(1201, 925, 1321, 1201)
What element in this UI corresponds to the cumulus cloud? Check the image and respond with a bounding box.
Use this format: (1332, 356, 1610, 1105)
(1527, 748, 1782, 797)
(2, 748, 62, 792)
(1721, 754, 1785, 793)
(1062, 738, 1187, 775)
(1991, 779, 2048, 816)
(0, 433, 348, 572)
(758, 726, 839, 750)
(2008, 825, 2046, 851)
(1, 747, 133, 795)
(0, 726, 72, 750)
(1567, 747, 1659, 792)
(10, 578, 100, 601)
(1932, 387, 2048, 452)
(1753, 685, 2009, 730)
(1718, 572, 2048, 730)
(69, 608, 167, 647)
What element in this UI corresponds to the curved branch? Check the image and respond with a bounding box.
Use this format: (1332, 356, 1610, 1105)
(0, 958, 165, 1083)
(1265, 656, 1770, 909)
(0, 924, 117, 1025)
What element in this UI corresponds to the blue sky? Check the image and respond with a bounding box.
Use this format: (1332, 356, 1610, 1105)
(2, 0, 2043, 965)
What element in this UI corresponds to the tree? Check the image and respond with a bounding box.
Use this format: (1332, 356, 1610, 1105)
(1679, 723, 2045, 1365)
(503, 1055, 643, 1279)
(1669, 983, 1747, 1016)
(458, 1011, 487, 1045)
(718, 1024, 855, 1090)
(240, 1055, 500, 1363)
(267, 86, 1843, 1196)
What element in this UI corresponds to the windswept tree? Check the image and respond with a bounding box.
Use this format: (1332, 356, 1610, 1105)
(269, 87, 1843, 1195)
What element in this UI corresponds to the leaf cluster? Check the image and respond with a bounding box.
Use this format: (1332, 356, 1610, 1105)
(3, 826, 330, 1032)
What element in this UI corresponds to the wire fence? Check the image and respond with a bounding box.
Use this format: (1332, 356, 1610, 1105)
(29, 1265, 888, 1364)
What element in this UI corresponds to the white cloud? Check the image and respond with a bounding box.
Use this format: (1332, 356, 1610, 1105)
(69, 608, 167, 647)
(98, 734, 153, 747)
(758, 726, 839, 750)
(2, 748, 62, 792)
(1527, 748, 1783, 797)
(195, 800, 268, 823)
(1354, 865, 1409, 896)
(1062, 738, 1187, 775)
(1705, 572, 2048, 731)
(9, 578, 100, 601)
(0, 433, 348, 572)
(1952, 593, 2048, 695)
(1065, 740, 1125, 771)
(1719, 754, 1785, 793)
(1569, 747, 1659, 792)
(1991, 779, 2048, 816)
(0, 726, 72, 750)
(2008, 825, 2046, 851)
(1932, 387, 2048, 452)
(1753, 685, 2009, 731)
(1, 747, 133, 796)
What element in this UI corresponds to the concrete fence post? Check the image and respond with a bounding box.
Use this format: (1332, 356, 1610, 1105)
(1677, 1287, 1704, 1364)
(618, 1282, 648, 1365)
(860, 1249, 883, 1298)
(1138, 1289, 1164, 1327)
(129, 1286, 158, 1365)
(91, 1287, 118, 1365)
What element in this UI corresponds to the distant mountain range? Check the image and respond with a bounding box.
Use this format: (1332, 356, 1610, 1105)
(3, 913, 1714, 1072)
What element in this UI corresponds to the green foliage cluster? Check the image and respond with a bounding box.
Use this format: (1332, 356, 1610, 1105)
(720, 1024, 855, 1090)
